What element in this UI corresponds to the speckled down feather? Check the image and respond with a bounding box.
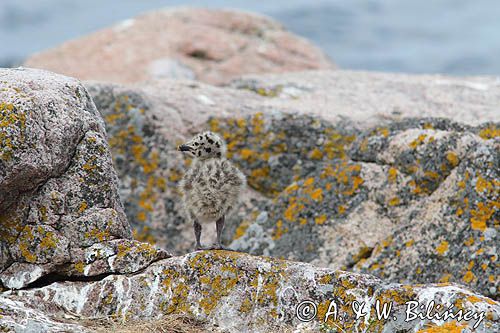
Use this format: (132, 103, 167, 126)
(180, 158, 246, 223)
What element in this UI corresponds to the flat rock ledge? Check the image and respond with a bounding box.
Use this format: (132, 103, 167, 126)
(1, 251, 499, 332)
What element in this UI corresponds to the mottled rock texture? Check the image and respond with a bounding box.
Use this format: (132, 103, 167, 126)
(223, 114, 499, 300)
(86, 70, 499, 298)
(3, 251, 500, 332)
(23, 7, 334, 85)
(0, 68, 169, 290)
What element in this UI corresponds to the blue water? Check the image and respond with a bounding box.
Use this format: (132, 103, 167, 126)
(1, 0, 500, 75)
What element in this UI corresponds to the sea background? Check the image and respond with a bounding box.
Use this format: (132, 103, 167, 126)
(1, 0, 499, 75)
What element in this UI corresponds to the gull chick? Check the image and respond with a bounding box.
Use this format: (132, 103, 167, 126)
(178, 131, 246, 250)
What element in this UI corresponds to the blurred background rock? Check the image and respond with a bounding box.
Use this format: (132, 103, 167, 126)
(2, 0, 500, 75)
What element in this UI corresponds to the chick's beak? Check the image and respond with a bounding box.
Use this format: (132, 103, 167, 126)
(177, 144, 191, 152)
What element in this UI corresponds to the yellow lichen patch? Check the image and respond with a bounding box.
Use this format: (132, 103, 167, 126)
(17, 226, 37, 262)
(475, 176, 493, 194)
(478, 124, 500, 139)
(405, 239, 415, 247)
(424, 170, 440, 180)
(0, 102, 27, 161)
(446, 151, 459, 167)
(388, 197, 400, 206)
(462, 270, 476, 283)
(85, 228, 110, 242)
(388, 167, 398, 183)
(435, 241, 449, 255)
(284, 202, 302, 222)
(78, 201, 88, 213)
(439, 274, 452, 283)
(240, 148, 255, 161)
(39, 230, 58, 250)
(319, 274, 332, 284)
(382, 236, 393, 248)
(272, 220, 288, 240)
(309, 188, 323, 202)
(36, 207, 47, 224)
(464, 236, 474, 247)
(303, 177, 315, 186)
(417, 321, 467, 333)
(337, 205, 346, 215)
(285, 183, 299, 194)
(233, 221, 249, 240)
(239, 298, 253, 313)
(187, 252, 244, 315)
(136, 211, 147, 222)
(253, 86, 282, 97)
(409, 134, 427, 149)
(470, 201, 494, 231)
(74, 262, 85, 273)
(19, 243, 37, 263)
(315, 214, 327, 225)
(377, 127, 390, 137)
(251, 112, 264, 134)
(161, 268, 190, 314)
(309, 148, 323, 160)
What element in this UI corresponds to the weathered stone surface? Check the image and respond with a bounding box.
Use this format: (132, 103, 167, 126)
(3, 251, 499, 332)
(0, 295, 90, 332)
(0, 68, 172, 290)
(85, 69, 500, 249)
(23, 8, 334, 85)
(229, 70, 500, 127)
(224, 114, 498, 298)
(86, 71, 499, 299)
(86, 80, 267, 254)
(353, 125, 499, 299)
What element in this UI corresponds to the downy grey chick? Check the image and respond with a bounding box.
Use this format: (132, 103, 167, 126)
(178, 131, 246, 250)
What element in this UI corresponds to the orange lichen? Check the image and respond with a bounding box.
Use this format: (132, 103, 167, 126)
(478, 124, 500, 139)
(462, 271, 475, 283)
(272, 220, 288, 240)
(39, 231, 58, 250)
(388, 167, 398, 182)
(309, 148, 323, 160)
(446, 152, 459, 167)
(435, 241, 449, 255)
(388, 197, 400, 206)
(233, 221, 249, 240)
(315, 214, 327, 225)
(470, 202, 494, 231)
(74, 262, 85, 273)
(475, 176, 492, 194)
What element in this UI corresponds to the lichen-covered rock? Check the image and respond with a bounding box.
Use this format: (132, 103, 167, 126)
(86, 72, 498, 298)
(86, 80, 272, 254)
(230, 70, 500, 127)
(226, 115, 499, 299)
(2, 251, 499, 332)
(24, 7, 334, 85)
(0, 68, 169, 290)
(207, 112, 358, 196)
(352, 124, 499, 299)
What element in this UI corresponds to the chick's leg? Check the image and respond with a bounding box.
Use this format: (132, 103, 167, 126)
(211, 215, 233, 251)
(193, 220, 205, 251)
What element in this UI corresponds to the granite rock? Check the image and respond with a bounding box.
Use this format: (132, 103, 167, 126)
(23, 8, 334, 85)
(0, 68, 169, 290)
(3, 251, 499, 333)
